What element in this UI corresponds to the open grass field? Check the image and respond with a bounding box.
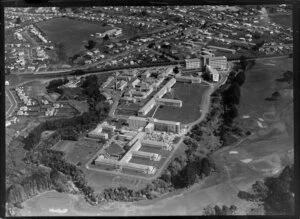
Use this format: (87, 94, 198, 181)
(23, 80, 48, 98)
(122, 168, 149, 178)
(269, 14, 292, 28)
(138, 146, 170, 157)
(116, 102, 141, 116)
(129, 156, 167, 169)
(84, 166, 147, 193)
(237, 57, 293, 136)
(51, 140, 74, 152)
(95, 73, 112, 85)
(36, 18, 111, 56)
(152, 82, 208, 124)
(55, 103, 79, 117)
(51, 139, 104, 166)
(67, 99, 89, 114)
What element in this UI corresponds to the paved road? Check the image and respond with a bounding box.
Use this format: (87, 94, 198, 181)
(5, 88, 18, 118)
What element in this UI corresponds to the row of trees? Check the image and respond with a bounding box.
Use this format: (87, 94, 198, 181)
(203, 204, 237, 215)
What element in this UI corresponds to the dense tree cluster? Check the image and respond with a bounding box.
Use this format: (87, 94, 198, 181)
(15, 17, 21, 24)
(46, 77, 69, 94)
(103, 34, 110, 41)
(41, 150, 97, 203)
(85, 40, 97, 50)
(173, 66, 179, 74)
(252, 40, 265, 51)
(11, 73, 111, 204)
(80, 75, 110, 116)
(203, 204, 237, 215)
(238, 164, 294, 215)
(6, 167, 75, 206)
(23, 110, 105, 151)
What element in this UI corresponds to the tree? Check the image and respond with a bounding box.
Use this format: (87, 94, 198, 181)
(223, 82, 241, 106)
(203, 205, 215, 215)
(202, 71, 211, 81)
(173, 66, 179, 74)
(85, 40, 97, 50)
(222, 205, 230, 215)
(252, 40, 265, 52)
(72, 70, 86, 76)
(5, 68, 11, 75)
(252, 180, 268, 199)
(239, 55, 247, 71)
(214, 205, 223, 215)
(160, 170, 172, 183)
(201, 158, 212, 176)
(15, 17, 21, 24)
(141, 10, 148, 16)
(252, 31, 262, 40)
(103, 34, 110, 41)
(272, 91, 280, 99)
(63, 76, 69, 84)
(148, 42, 155, 48)
(234, 70, 246, 86)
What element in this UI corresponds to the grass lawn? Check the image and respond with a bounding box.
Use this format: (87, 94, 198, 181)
(36, 17, 111, 57)
(67, 99, 89, 114)
(116, 102, 141, 116)
(129, 156, 166, 169)
(23, 81, 47, 97)
(84, 164, 147, 192)
(269, 14, 292, 28)
(53, 102, 79, 116)
(138, 146, 170, 157)
(152, 82, 208, 124)
(51, 139, 104, 166)
(122, 168, 149, 178)
(96, 73, 112, 85)
(237, 58, 293, 130)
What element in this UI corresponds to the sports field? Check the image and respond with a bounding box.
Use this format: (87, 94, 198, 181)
(36, 18, 111, 56)
(152, 82, 209, 124)
(23, 80, 48, 97)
